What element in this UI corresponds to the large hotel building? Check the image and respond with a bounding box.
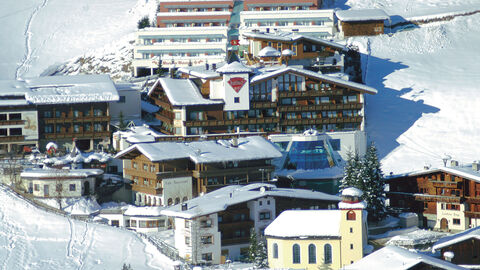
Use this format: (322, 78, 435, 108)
(133, 0, 336, 76)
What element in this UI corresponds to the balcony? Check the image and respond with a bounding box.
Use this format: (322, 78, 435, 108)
(185, 117, 279, 127)
(278, 89, 345, 98)
(44, 131, 110, 140)
(221, 237, 250, 246)
(156, 170, 192, 180)
(413, 194, 461, 203)
(279, 116, 362, 126)
(0, 135, 25, 142)
(193, 165, 275, 178)
(43, 116, 110, 124)
(132, 184, 163, 195)
(431, 180, 461, 188)
(0, 120, 25, 126)
(465, 211, 480, 218)
(278, 103, 362, 112)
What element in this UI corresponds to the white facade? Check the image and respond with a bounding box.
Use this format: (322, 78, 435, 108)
(239, 10, 336, 41)
(247, 196, 275, 235)
(435, 202, 467, 231)
(133, 27, 229, 75)
(221, 73, 250, 111)
(25, 177, 96, 198)
(175, 215, 222, 264)
(110, 84, 142, 124)
(134, 176, 193, 207)
(0, 109, 39, 152)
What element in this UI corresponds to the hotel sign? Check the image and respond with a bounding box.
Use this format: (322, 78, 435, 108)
(228, 77, 246, 93)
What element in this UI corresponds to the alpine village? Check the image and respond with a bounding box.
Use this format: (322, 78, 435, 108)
(1, 0, 480, 269)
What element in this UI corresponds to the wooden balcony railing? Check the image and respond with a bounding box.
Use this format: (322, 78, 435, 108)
(185, 117, 279, 127)
(0, 135, 25, 142)
(132, 184, 163, 195)
(44, 131, 110, 140)
(0, 120, 25, 126)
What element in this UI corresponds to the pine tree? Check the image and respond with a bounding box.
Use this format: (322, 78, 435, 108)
(361, 143, 387, 221)
(255, 236, 268, 269)
(248, 228, 258, 264)
(137, 16, 150, 29)
(340, 150, 361, 192)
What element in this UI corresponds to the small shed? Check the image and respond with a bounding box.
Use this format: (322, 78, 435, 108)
(336, 9, 390, 37)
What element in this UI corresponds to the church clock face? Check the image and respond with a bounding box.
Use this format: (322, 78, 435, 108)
(227, 77, 247, 93)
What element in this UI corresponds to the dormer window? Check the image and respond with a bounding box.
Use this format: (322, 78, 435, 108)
(347, 210, 356, 220)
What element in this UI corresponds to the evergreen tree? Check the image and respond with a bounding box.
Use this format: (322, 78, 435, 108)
(339, 150, 362, 192)
(118, 111, 127, 131)
(361, 143, 387, 221)
(248, 228, 258, 264)
(137, 16, 150, 29)
(121, 263, 133, 270)
(255, 236, 268, 269)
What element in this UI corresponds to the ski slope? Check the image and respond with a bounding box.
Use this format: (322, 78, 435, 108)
(352, 13, 480, 174)
(0, 0, 156, 80)
(0, 185, 174, 270)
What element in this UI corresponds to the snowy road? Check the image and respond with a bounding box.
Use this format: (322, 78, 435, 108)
(0, 185, 174, 270)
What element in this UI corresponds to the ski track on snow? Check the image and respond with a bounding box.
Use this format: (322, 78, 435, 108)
(15, 0, 49, 79)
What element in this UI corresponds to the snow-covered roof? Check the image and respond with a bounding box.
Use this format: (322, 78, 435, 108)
(123, 205, 165, 217)
(0, 74, 119, 106)
(21, 168, 104, 178)
(342, 187, 363, 197)
(344, 246, 465, 270)
(251, 66, 377, 94)
(115, 136, 282, 163)
(258, 47, 281, 57)
(149, 78, 223, 106)
(265, 210, 341, 238)
(161, 183, 340, 219)
(114, 124, 165, 144)
(336, 9, 390, 22)
(242, 30, 347, 51)
(43, 149, 112, 166)
(338, 201, 367, 209)
(216, 61, 253, 74)
(177, 63, 226, 79)
(433, 226, 480, 252)
(388, 165, 480, 183)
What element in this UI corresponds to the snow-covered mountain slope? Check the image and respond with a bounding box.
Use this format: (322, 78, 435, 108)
(0, 0, 156, 80)
(352, 13, 480, 174)
(0, 185, 174, 269)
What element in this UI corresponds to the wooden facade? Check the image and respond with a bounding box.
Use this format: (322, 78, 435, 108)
(387, 167, 480, 230)
(341, 21, 384, 37)
(243, 0, 322, 11)
(37, 103, 111, 150)
(439, 238, 480, 265)
(151, 70, 367, 136)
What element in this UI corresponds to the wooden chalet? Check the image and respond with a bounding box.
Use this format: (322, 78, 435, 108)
(387, 161, 480, 231)
(115, 136, 282, 206)
(335, 9, 390, 37)
(433, 226, 480, 266)
(154, 62, 377, 136)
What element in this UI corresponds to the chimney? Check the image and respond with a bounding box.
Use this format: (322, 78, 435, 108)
(473, 162, 480, 171)
(181, 203, 188, 211)
(229, 193, 232, 198)
(212, 63, 217, 70)
(168, 67, 175, 78)
(266, 28, 270, 33)
(451, 160, 459, 167)
(205, 63, 209, 70)
(232, 137, 238, 147)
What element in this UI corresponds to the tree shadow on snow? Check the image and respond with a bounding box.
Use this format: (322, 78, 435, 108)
(363, 55, 440, 160)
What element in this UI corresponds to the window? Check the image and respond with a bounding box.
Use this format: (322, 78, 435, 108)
(234, 97, 240, 103)
(55, 110, 61, 118)
(273, 243, 278, 258)
(308, 244, 316, 264)
(34, 184, 40, 191)
(69, 184, 75, 191)
(118, 96, 126, 103)
(94, 109, 103, 116)
(350, 227, 353, 233)
(350, 244, 354, 249)
(111, 220, 119, 227)
(150, 165, 155, 172)
(44, 125, 53, 133)
(201, 253, 212, 262)
(43, 111, 52, 118)
(259, 212, 271, 220)
(347, 210, 356, 220)
(201, 235, 213, 244)
(56, 184, 62, 192)
(175, 112, 181, 120)
(168, 198, 173, 205)
(453, 218, 461, 225)
(73, 124, 80, 133)
(73, 110, 79, 117)
(0, 114, 6, 121)
(185, 236, 191, 245)
(329, 139, 341, 151)
(0, 129, 6, 136)
(185, 220, 190, 228)
(200, 219, 212, 228)
(292, 244, 300, 264)
(143, 164, 148, 171)
(94, 123, 102, 132)
(130, 220, 137, 227)
(10, 128, 22, 136)
(324, 244, 332, 264)
(132, 162, 137, 169)
(84, 123, 91, 131)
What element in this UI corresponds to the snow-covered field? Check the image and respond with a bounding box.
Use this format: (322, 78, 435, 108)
(0, 185, 174, 269)
(0, 0, 156, 80)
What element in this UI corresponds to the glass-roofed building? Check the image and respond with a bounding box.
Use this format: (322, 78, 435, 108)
(270, 129, 366, 194)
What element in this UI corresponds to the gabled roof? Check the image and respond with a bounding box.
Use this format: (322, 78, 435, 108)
(21, 168, 104, 178)
(433, 226, 480, 252)
(344, 246, 466, 270)
(242, 31, 347, 51)
(336, 9, 389, 22)
(115, 136, 282, 163)
(387, 165, 480, 183)
(149, 78, 223, 106)
(161, 183, 340, 219)
(216, 61, 253, 74)
(0, 74, 119, 106)
(251, 66, 377, 94)
(265, 210, 342, 238)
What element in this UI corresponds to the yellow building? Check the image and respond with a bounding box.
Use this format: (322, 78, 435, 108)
(265, 187, 369, 270)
